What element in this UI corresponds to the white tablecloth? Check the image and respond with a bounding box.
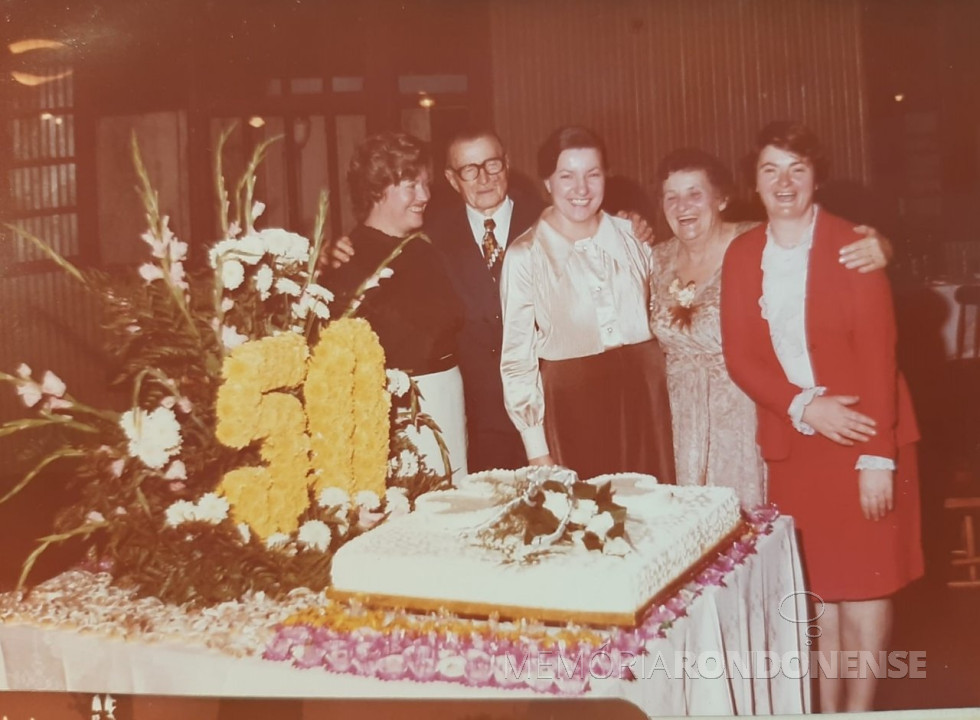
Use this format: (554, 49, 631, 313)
(0, 517, 809, 717)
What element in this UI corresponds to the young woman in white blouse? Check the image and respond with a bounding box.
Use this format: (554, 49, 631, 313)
(499, 126, 675, 483)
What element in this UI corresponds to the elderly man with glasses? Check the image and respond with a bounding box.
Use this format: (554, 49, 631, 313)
(322, 128, 652, 472)
(424, 128, 545, 471)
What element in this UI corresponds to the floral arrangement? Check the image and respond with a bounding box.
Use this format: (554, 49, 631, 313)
(667, 277, 698, 329)
(0, 126, 450, 605)
(469, 467, 630, 562)
(262, 505, 781, 694)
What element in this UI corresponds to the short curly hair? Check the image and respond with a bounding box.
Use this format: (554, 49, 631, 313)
(347, 132, 431, 222)
(656, 148, 735, 202)
(752, 120, 829, 183)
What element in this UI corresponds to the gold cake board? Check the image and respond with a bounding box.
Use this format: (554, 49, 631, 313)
(328, 520, 751, 629)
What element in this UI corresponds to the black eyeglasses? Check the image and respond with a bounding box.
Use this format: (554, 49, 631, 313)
(452, 157, 506, 181)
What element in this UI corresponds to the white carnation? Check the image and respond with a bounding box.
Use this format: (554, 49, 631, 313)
(120, 407, 182, 470)
(355, 490, 381, 511)
(385, 369, 411, 397)
(385, 487, 410, 516)
(234, 233, 265, 264)
(254, 264, 274, 299)
(221, 259, 245, 290)
(541, 490, 571, 523)
(260, 228, 310, 265)
(195, 493, 230, 524)
(164, 500, 197, 527)
(297, 519, 332, 551)
(208, 238, 238, 268)
(585, 511, 615, 539)
(311, 299, 330, 320)
(265, 533, 291, 549)
(221, 324, 249, 349)
(305, 283, 334, 303)
(318, 486, 350, 509)
(275, 277, 302, 296)
(237, 523, 252, 544)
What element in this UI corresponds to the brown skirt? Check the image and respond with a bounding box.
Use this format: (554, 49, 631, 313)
(539, 339, 676, 483)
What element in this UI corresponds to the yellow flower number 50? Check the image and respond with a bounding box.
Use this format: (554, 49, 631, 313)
(215, 319, 389, 541)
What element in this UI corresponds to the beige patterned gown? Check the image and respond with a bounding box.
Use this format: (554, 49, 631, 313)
(649, 233, 766, 508)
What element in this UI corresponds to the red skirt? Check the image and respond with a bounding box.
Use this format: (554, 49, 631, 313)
(539, 339, 675, 484)
(768, 432, 924, 601)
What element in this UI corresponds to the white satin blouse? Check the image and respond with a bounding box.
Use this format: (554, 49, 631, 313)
(499, 212, 654, 459)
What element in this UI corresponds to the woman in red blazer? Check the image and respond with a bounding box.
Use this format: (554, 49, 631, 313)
(721, 121, 923, 712)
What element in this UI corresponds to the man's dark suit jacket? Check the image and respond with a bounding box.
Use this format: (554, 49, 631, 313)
(424, 188, 544, 471)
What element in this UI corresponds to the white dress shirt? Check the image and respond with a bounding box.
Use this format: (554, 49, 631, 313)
(466, 197, 514, 254)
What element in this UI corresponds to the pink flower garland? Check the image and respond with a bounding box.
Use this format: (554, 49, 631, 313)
(262, 505, 781, 695)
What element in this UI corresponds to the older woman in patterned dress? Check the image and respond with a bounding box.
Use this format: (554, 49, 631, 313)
(649, 148, 889, 508)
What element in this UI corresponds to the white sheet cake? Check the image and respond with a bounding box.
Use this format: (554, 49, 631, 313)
(329, 470, 743, 626)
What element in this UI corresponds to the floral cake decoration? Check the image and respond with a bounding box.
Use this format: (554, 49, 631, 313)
(470, 467, 631, 562)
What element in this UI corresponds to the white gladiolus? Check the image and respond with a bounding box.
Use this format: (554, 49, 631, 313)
(138, 263, 165, 282)
(297, 519, 332, 551)
(169, 239, 189, 263)
(221, 259, 245, 290)
(362, 267, 394, 291)
(120, 407, 182, 470)
(221, 297, 235, 312)
(40, 371, 66, 397)
(15, 381, 42, 408)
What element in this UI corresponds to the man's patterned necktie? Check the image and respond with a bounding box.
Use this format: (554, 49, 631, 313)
(483, 217, 503, 276)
